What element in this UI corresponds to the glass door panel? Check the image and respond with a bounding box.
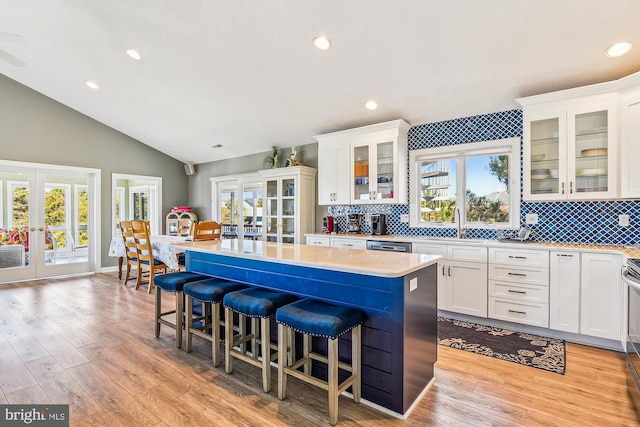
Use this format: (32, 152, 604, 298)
(353, 145, 370, 201)
(530, 118, 560, 197)
(220, 184, 239, 238)
(242, 181, 262, 240)
(573, 110, 608, 194)
(1, 172, 32, 274)
(264, 179, 279, 241)
(376, 141, 394, 199)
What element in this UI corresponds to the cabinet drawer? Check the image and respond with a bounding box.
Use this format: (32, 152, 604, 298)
(447, 245, 487, 263)
(489, 265, 549, 286)
(489, 280, 549, 303)
(412, 243, 447, 257)
(489, 247, 549, 268)
(306, 236, 330, 247)
(488, 297, 549, 327)
(330, 238, 367, 250)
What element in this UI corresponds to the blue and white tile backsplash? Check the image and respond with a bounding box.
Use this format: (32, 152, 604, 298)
(329, 109, 640, 246)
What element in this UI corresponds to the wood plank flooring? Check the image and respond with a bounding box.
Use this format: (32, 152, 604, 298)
(0, 273, 639, 426)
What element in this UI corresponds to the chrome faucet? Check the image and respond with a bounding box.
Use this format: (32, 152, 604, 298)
(453, 207, 466, 239)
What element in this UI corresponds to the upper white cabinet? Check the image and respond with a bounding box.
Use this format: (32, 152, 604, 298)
(518, 71, 640, 201)
(314, 120, 410, 205)
(521, 99, 617, 201)
(259, 166, 316, 244)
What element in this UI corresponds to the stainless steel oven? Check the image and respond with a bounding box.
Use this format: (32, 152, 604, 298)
(623, 258, 640, 391)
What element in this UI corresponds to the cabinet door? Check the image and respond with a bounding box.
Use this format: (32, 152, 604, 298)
(580, 252, 622, 340)
(263, 178, 281, 242)
(318, 143, 350, 205)
(280, 177, 296, 244)
(352, 143, 372, 202)
(549, 251, 580, 333)
(620, 96, 640, 198)
(523, 110, 567, 201)
(413, 243, 447, 309)
(567, 104, 617, 199)
(446, 260, 488, 317)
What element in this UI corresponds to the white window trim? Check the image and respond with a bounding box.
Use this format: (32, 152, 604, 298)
(409, 138, 521, 230)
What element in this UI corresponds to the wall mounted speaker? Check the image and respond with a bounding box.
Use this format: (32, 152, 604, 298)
(184, 164, 196, 176)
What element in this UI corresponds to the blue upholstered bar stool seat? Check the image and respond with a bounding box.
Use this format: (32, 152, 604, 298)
(183, 277, 247, 367)
(154, 271, 209, 348)
(276, 299, 364, 426)
(223, 287, 298, 392)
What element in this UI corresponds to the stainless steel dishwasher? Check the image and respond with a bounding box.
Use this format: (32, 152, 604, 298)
(366, 240, 412, 253)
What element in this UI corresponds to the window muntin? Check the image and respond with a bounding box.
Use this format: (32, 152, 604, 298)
(410, 138, 520, 230)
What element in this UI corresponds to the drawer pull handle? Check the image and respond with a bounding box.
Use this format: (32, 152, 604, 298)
(508, 256, 527, 259)
(508, 309, 527, 315)
(508, 272, 527, 277)
(508, 290, 527, 294)
(557, 254, 574, 257)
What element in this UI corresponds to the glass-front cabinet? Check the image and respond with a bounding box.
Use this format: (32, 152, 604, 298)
(259, 166, 316, 244)
(351, 136, 405, 204)
(523, 102, 617, 201)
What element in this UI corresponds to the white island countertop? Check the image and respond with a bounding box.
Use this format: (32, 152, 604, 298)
(173, 239, 441, 278)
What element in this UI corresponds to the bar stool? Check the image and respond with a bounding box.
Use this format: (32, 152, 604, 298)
(154, 271, 210, 348)
(276, 299, 363, 426)
(184, 277, 247, 366)
(223, 287, 297, 392)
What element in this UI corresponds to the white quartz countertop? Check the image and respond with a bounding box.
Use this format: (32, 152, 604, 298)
(173, 239, 441, 278)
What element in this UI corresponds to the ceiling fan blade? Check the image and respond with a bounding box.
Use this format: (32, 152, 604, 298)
(0, 32, 27, 44)
(0, 49, 26, 66)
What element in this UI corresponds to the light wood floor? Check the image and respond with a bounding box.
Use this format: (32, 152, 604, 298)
(1, 273, 639, 426)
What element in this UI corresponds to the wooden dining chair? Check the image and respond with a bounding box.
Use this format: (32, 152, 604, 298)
(177, 219, 194, 237)
(193, 220, 222, 241)
(131, 219, 168, 293)
(120, 221, 139, 287)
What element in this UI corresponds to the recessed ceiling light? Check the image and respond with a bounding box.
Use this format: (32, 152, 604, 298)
(85, 81, 99, 90)
(365, 100, 378, 110)
(313, 36, 332, 51)
(606, 42, 632, 58)
(126, 48, 141, 60)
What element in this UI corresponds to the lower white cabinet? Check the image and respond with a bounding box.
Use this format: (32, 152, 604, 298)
(580, 252, 623, 341)
(330, 237, 367, 250)
(306, 235, 330, 247)
(549, 251, 580, 333)
(414, 243, 487, 316)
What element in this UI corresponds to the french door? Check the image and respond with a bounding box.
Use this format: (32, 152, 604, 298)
(0, 161, 100, 283)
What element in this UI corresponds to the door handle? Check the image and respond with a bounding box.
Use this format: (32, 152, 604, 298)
(39, 227, 45, 232)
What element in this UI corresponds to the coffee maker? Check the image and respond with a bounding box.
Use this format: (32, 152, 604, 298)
(322, 216, 335, 233)
(347, 214, 363, 233)
(371, 213, 388, 235)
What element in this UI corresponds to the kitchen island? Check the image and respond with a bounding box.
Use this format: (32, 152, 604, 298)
(174, 239, 441, 417)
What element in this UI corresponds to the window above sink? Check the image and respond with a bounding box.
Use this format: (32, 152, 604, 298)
(409, 138, 521, 231)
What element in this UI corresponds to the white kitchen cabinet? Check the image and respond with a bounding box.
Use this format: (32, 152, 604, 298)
(413, 243, 487, 316)
(259, 166, 316, 244)
(620, 94, 640, 198)
(317, 141, 350, 204)
(314, 120, 410, 205)
(580, 252, 623, 341)
(549, 251, 580, 333)
(306, 235, 330, 247)
(488, 247, 549, 327)
(330, 237, 367, 250)
(521, 101, 617, 201)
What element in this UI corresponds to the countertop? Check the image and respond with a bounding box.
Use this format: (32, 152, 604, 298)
(306, 232, 640, 259)
(174, 239, 441, 278)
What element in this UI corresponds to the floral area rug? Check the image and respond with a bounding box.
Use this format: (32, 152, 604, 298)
(437, 317, 566, 374)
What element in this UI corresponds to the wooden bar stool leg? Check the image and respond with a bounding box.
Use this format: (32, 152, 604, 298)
(212, 303, 221, 367)
(176, 290, 184, 348)
(185, 295, 194, 352)
(252, 317, 259, 357)
(154, 288, 162, 337)
(353, 325, 362, 403)
(225, 308, 234, 374)
(303, 333, 311, 375)
(277, 323, 287, 400)
(328, 337, 339, 426)
(287, 328, 295, 365)
(261, 317, 270, 392)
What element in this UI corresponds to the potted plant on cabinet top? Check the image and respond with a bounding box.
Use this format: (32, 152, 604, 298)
(264, 146, 279, 168)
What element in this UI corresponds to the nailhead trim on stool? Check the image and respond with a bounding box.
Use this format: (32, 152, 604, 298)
(276, 299, 363, 426)
(154, 271, 209, 348)
(183, 278, 247, 367)
(223, 287, 298, 392)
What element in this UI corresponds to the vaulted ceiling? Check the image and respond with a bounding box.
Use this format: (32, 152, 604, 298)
(1, 0, 639, 164)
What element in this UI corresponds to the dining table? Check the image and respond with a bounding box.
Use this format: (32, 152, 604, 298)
(108, 234, 190, 278)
